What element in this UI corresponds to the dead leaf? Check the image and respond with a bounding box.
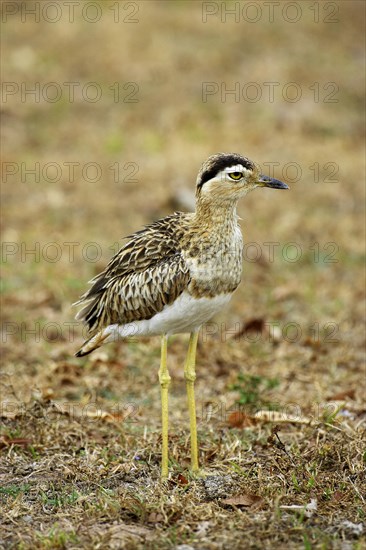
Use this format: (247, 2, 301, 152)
(231, 318, 264, 339)
(42, 388, 54, 400)
(326, 388, 356, 401)
(228, 411, 257, 428)
(59, 376, 77, 386)
(0, 436, 32, 448)
(280, 499, 317, 518)
(170, 473, 189, 486)
(176, 473, 189, 485)
(254, 410, 311, 424)
(51, 401, 129, 423)
(222, 493, 263, 507)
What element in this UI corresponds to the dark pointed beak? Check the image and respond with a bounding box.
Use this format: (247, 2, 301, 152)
(257, 174, 289, 190)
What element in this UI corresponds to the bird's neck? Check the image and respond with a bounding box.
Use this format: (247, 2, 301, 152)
(193, 197, 239, 232)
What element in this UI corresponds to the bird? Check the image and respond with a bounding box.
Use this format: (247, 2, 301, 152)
(74, 152, 289, 478)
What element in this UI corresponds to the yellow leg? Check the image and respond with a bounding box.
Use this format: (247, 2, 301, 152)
(158, 334, 170, 478)
(184, 331, 199, 472)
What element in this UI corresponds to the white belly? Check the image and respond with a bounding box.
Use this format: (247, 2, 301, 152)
(103, 291, 232, 340)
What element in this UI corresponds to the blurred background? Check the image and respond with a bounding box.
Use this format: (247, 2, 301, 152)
(2, 0, 364, 396)
(1, 1, 365, 546)
(2, 0, 365, 426)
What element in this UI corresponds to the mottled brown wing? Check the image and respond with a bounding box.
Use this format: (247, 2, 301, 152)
(74, 213, 191, 334)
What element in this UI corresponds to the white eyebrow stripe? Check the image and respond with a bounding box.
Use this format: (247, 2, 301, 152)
(223, 165, 251, 174)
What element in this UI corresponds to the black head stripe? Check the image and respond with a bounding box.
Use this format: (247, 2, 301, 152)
(198, 153, 254, 189)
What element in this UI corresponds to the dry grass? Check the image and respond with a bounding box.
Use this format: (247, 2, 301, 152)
(1, 1, 365, 548)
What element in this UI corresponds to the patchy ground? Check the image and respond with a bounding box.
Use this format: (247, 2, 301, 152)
(1, 1, 365, 549)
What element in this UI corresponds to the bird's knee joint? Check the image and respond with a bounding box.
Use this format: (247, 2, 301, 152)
(184, 372, 196, 383)
(159, 372, 171, 388)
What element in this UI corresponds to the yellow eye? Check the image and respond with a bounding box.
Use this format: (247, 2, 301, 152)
(229, 172, 243, 180)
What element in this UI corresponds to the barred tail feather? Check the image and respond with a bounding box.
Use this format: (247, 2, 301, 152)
(75, 330, 109, 357)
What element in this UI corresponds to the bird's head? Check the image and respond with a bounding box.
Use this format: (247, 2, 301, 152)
(196, 152, 289, 202)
